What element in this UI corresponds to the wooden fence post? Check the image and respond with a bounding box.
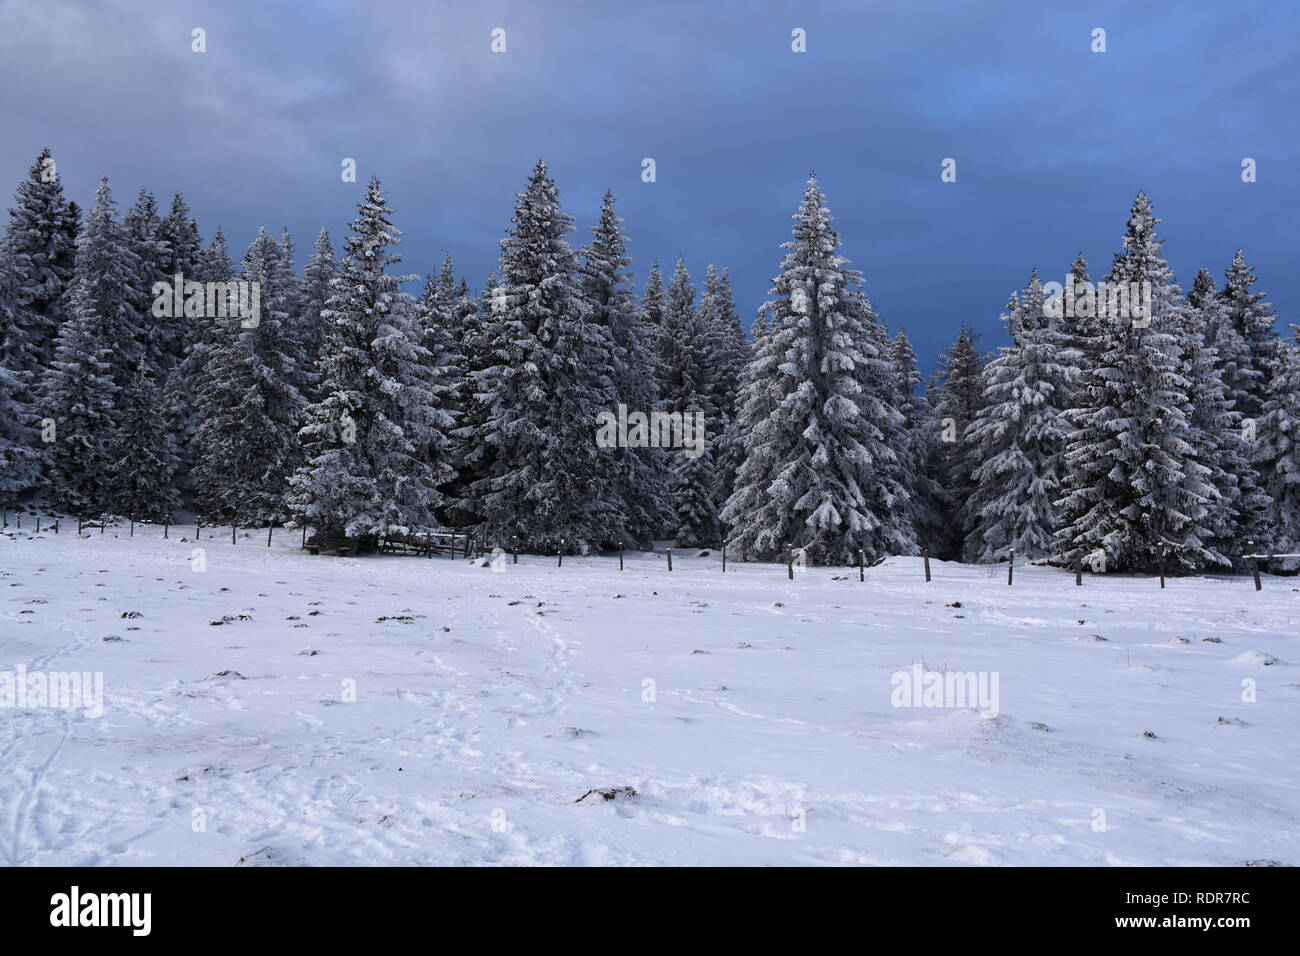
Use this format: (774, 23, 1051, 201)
(1159, 551, 1166, 589)
(53, 518, 58, 534)
(512, 536, 518, 564)
(35, 516, 40, 534)
(923, 548, 931, 583)
(1007, 549, 1014, 586)
(787, 554, 794, 580)
(722, 544, 727, 574)
(163, 515, 169, 539)
(619, 542, 624, 571)
(129, 516, 134, 537)
(666, 548, 672, 572)
(557, 541, 564, 567)
(231, 524, 236, 545)
(1075, 560, 1082, 586)
(268, 523, 274, 547)
(859, 549, 864, 582)
(1250, 554, 1262, 591)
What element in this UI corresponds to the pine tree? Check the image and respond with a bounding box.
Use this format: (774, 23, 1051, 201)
(580, 191, 667, 547)
(700, 264, 750, 516)
(0, 266, 41, 502)
(722, 175, 912, 564)
(192, 227, 305, 524)
(1055, 192, 1217, 573)
(289, 178, 455, 550)
(1184, 269, 1271, 555)
(447, 272, 499, 527)
(1219, 250, 1279, 423)
(722, 303, 783, 558)
(293, 228, 335, 403)
(156, 191, 203, 370)
(929, 325, 986, 558)
(111, 359, 181, 521)
(461, 162, 623, 553)
(964, 270, 1075, 562)
(123, 189, 172, 379)
(163, 227, 235, 503)
(1258, 335, 1300, 552)
(0, 148, 77, 382)
(39, 179, 138, 515)
(659, 258, 718, 547)
(641, 261, 669, 399)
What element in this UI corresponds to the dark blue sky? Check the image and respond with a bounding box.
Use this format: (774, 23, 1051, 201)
(3, 0, 1296, 370)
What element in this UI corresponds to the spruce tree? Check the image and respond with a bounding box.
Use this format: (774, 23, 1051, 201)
(192, 227, 305, 524)
(700, 264, 750, 517)
(294, 228, 336, 403)
(289, 179, 455, 549)
(156, 191, 203, 370)
(580, 192, 667, 546)
(722, 175, 911, 564)
(1219, 250, 1279, 422)
(0, 147, 77, 381)
(659, 258, 718, 547)
(123, 189, 172, 378)
(39, 179, 138, 516)
(111, 358, 181, 521)
(462, 162, 623, 553)
(929, 325, 986, 557)
(965, 271, 1075, 562)
(1258, 336, 1300, 553)
(1055, 192, 1217, 573)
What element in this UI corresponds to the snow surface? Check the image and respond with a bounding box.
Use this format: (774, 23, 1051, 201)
(1, 521, 1297, 866)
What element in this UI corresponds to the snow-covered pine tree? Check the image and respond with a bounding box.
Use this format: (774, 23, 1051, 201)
(1219, 250, 1279, 423)
(292, 227, 335, 404)
(446, 271, 500, 528)
(1055, 192, 1217, 573)
(192, 227, 305, 525)
(722, 175, 910, 565)
(1258, 333, 1300, 553)
(641, 261, 669, 399)
(111, 358, 181, 521)
(892, 328, 945, 550)
(700, 264, 750, 518)
(411, 255, 465, 510)
(39, 178, 139, 516)
(721, 302, 783, 559)
(659, 257, 719, 547)
(0, 148, 77, 382)
(289, 178, 455, 550)
(579, 191, 667, 547)
(929, 325, 986, 558)
(123, 189, 173, 379)
(163, 227, 235, 503)
(0, 265, 41, 502)
(157, 191, 203, 370)
(857, 290, 919, 558)
(462, 162, 623, 553)
(964, 270, 1075, 562)
(1184, 269, 1271, 555)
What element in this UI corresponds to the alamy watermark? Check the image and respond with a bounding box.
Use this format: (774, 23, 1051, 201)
(1, 666, 104, 718)
(152, 273, 261, 328)
(890, 664, 999, 718)
(596, 404, 706, 459)
(1042, 278, 1152, 327)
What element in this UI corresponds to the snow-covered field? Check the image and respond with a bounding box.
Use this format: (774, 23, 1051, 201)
(1, 520, 1297, 866)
